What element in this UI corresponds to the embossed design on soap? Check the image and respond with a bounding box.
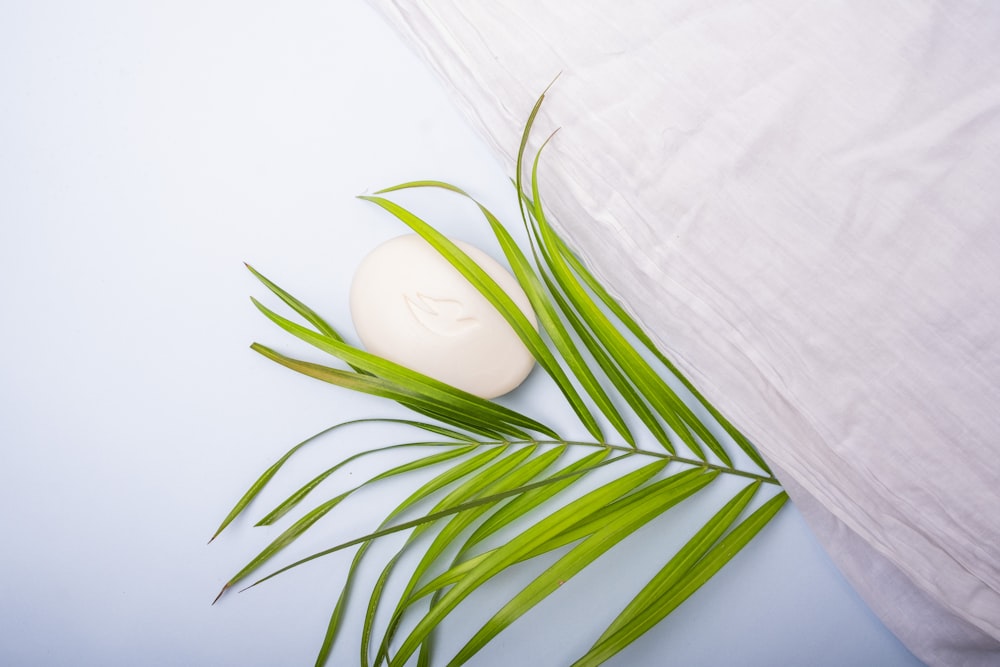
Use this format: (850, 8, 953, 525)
(350, 234, 536, 398)
(404, 292, 479, 337)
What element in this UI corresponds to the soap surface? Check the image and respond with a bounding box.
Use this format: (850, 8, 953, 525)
(350, 234, 537, 399)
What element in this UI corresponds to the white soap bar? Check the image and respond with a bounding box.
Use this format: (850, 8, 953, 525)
(350, 234, 537, 399)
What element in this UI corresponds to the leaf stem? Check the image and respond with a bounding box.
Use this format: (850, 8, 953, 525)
(472, 438, 779, 486)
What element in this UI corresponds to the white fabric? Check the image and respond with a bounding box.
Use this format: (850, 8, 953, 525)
(366, 1, 1000, 665)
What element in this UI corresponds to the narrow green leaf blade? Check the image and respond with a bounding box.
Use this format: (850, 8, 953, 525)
(216, 491, 350, 603)
(409, 468, 709, 604)
(375, 181, 635, 446)
(257, 442, 476, 526)
(252, 300, 556, 438)
(408, 450, 627, 603)
(542, 267, 674, 452)
(366, 446, 539, 664)
(552, 232, 772, 474)
(391, 459, 670, 665)
(317, 445, 511, 667)
(250, 343, 540, 441)
(595, 481, 762, 644)
(219, 445, 491, 601)
(463, 448, 611, 550)
(358, 193, 603, 442)
(374, 446, 563, 664)
(210, 421, 363, 542)
(449, 468, 717, 665)
(526, 151, 726, 464)
(245, 263, 344, 342)
(575, 490, 788, 667)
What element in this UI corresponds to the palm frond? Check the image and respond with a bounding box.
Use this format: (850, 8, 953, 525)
(377, 180, 636, 448)
(358, 193, 604, 442)
(213, 89, 785, 667)
(575, 491, 789, 667)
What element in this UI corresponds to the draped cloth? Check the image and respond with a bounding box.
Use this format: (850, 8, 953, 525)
(366, 2, 1000, 664)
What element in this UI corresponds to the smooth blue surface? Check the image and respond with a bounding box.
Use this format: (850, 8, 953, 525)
(0, 2, 923, 666)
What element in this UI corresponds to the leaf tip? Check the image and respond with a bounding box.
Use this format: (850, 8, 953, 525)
(237, 581, 259, 595)
(543, 71, 561, 95)
(212, 584, 230, 606)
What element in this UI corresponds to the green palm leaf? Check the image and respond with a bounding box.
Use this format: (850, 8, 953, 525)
(575, 491, 789, 666)
(370, 445, 563, 665)
(526, 149, 723, 464)
(250, 343, 546, 441)
(449, 468, 717, 666)
(357, 193, 604, 442)
(213, 87, 785, 667)
(376, 180, 637, 448)
(389, 460, 669, 665)
(550, 231, 773, 473)
(319, 445, 515, 667)
(215, 442, 489, 601)
(210, 418, 481, 542)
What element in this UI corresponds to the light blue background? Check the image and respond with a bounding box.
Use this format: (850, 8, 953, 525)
(0, 2, 924, 665)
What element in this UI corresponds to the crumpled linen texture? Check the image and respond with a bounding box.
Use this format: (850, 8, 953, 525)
(366, 1, 1000, 664)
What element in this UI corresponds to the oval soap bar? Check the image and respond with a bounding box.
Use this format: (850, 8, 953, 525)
(349, 234, 537, 399)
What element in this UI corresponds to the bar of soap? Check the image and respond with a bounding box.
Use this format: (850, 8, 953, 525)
(350, 234, 537, 399)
